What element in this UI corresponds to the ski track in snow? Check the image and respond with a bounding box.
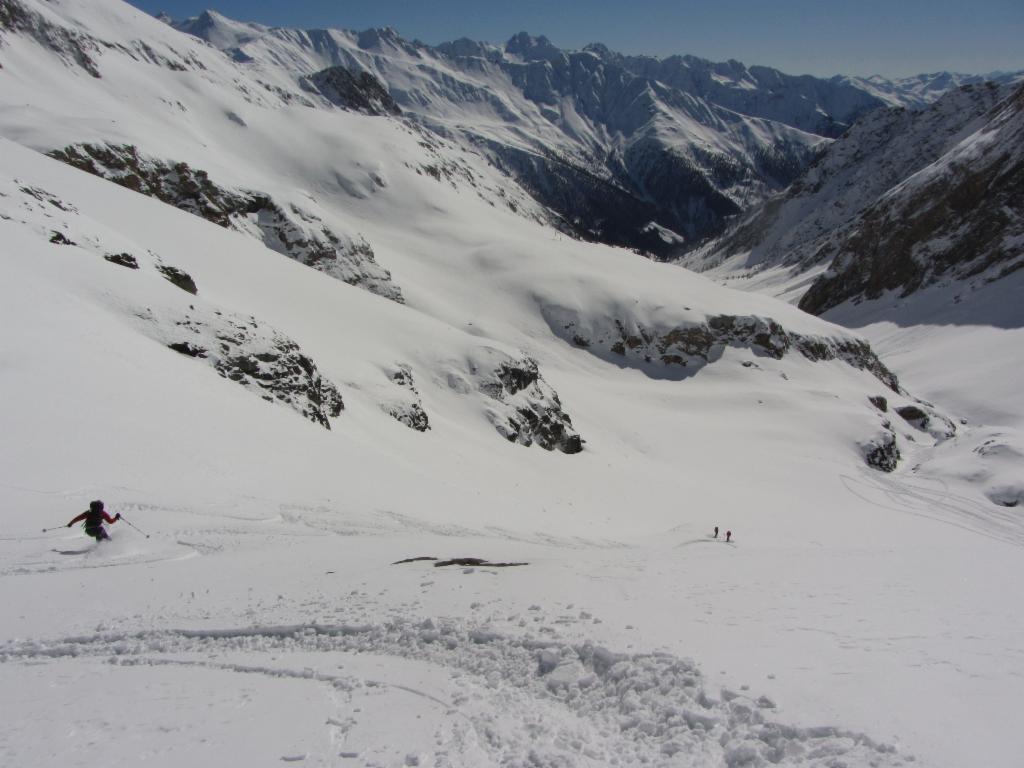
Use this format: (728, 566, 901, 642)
(840, 468, 1024, 547)
(0, 620, 909, 768)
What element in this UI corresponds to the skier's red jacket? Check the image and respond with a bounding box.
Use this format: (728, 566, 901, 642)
(67, 510, 118, 527)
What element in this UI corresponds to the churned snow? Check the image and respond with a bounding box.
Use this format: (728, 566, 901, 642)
(1, 2, 1023, 767)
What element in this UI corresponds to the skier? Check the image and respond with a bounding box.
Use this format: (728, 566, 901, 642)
(713, 526, 719, 539)
(725, 530, 732, 543)
(67, 500, 120, 541)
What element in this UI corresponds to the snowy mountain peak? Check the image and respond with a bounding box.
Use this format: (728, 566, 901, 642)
(173, 8, 267, 49)
(504, 31, 562, 61)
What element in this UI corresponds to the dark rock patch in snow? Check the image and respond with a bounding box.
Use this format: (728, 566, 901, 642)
(104, 252, 139, 269)
(392, 556, 527, 567)
(551, 309, 900, 392)
(869, 395, 889, 412)
(156, 264, 197, 294)
(895, 402, 957, 441)
(161, 307, 344, 429)
(434, 557, 528, 568)
(383, 365, 430, 431)
(301, 66, 401, 116)
(0, 0, 101, 77)
(863, 429, 901, 472)
(477, 357, 583, 453)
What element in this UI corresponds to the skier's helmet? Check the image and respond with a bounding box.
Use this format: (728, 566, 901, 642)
(90, 500, 104, 512)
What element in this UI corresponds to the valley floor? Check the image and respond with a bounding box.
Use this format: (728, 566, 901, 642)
(2, 477, 1022, 768)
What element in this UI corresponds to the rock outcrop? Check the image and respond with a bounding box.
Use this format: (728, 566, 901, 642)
(383, 365, 430, 432)
(161, 306, 344, 429)
(302, 66, 401, 116)
(475, 356, 582, 454)
(48, 143, 403, 302)
(863, 428, 900, 472)
(549, 309, 900, 392)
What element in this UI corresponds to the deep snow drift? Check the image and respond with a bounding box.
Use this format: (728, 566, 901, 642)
(2, 2, 1024, 767)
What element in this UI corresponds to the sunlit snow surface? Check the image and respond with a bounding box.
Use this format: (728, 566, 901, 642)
(1, 2, 1023, 767)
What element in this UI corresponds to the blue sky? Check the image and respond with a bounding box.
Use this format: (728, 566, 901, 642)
(129, 0, 1024, 78)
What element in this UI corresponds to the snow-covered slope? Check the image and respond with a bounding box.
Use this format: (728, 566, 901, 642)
(2, 2, 1024, 767)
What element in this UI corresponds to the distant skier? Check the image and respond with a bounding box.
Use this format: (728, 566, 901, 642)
(67, 500, 120, 541)
(713, 526, 719, 539)
(725, 530, 732, 543)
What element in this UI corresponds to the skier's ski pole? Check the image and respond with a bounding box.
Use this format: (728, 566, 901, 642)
(118, 515, 150, 539)
(42, 525, 67, 532)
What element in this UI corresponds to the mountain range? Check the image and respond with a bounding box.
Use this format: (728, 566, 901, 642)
(167, 10, 1023, 256)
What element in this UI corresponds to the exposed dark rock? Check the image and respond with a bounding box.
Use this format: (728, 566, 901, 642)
(869, 395, 889, 412)
(302, 66, 401, 116)
(48, 143, 403, 302)
(434, 557, 528, 568)
(48, 231, 74, 245)
(393, 555, 529, 567)
(553, 310, 900, 392)
(1, 0, 101, 77)
(104, 252, 139, 269)
(156, 264, 197, 294)
(20, 185, 75, 211)
(864, 430, 900, 472)
(895, 405, 929, 427)
(167, 341, 207, 358)
(385, 365, 430, 431)
(161, 308, 343, 429)
(388, 401, 430, 432)
(477, 357, 583, 453)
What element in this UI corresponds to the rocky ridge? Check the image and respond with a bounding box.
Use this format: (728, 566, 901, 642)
(545, 307, 900, 392)
(798, 83, 1024, 314)
(683, 82, 1024, 318)
(48, 143, 403, 302)
(684, 83, 1009, 277)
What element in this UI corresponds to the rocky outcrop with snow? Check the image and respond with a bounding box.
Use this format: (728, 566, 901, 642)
(301, 65, 401, 116)
(546, 306, 900, 392)
(482, 357, 582, 454)
(161, 306, 346, 430)
(383, 364, 430, 432)
(49, 143, 403, 302)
